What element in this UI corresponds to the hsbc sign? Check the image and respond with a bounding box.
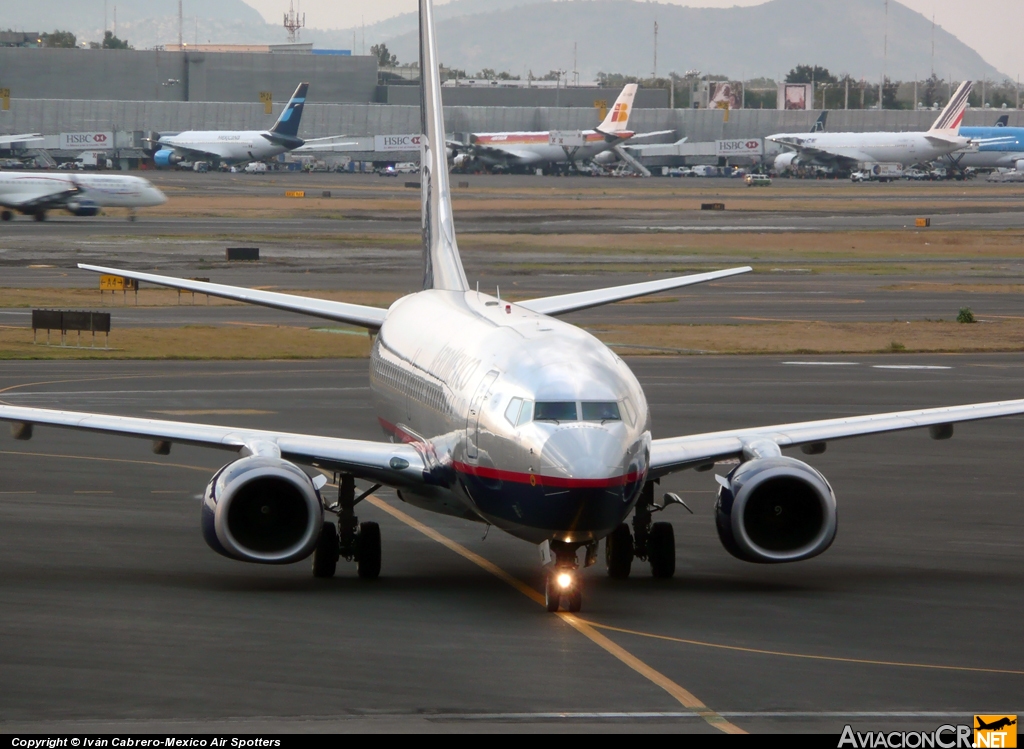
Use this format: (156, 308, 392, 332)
(374, 134, 422, 152)
(715, 138, 763, 156)
(61, 132, 114, 150)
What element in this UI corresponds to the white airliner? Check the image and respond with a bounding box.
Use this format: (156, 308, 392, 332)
(151, 83, 308, 167)
(4, 2, 1024, 614)
(449, 84, 639, 172)
(769, 81, 974, 173)
(0, 172, 167, 222)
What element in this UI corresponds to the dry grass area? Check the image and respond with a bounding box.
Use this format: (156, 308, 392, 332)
(458, 230, 1024, 260)
(0, 288, 400, 309)
(0, 326, 372, 360)
(590, 319, 1024, 355)
(881, 282, 1024, 294)
(137, 188, 1024, 219)
(4, 319, 1024, 359)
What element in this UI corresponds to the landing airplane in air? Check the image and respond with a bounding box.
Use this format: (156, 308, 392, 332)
(4, 1, 1024, 613)
(149, 83, 309, 168)
(0, 172, 167, 221)
(449, 84, 639, 173)
(769, 81, 974, 173)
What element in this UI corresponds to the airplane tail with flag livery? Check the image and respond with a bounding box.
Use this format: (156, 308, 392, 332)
(927, 80, 973, 137)
(596, 84, 638, 136)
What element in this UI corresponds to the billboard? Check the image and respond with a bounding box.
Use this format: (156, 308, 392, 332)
(778, 83, 812, 111)
(716, 138, 764, 157)
(374, 134, 422, 152)
(60, 131, 113, 150)
(701, 81, 742, 109)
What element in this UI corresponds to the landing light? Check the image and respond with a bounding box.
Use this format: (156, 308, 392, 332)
(556, 572, 573, 589)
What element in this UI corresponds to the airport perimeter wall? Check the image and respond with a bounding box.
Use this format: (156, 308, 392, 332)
(3, 100, 1021, 140)
(4, 100, 1021, 140)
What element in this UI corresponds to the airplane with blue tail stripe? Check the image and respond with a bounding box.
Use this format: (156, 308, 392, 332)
(148, 82, 308, 168)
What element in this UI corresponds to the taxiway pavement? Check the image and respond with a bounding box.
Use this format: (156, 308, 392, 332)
(0, 356, 1021, 732)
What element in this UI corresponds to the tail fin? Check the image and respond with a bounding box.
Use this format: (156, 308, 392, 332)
(269, 82, 309, 138)
(419, 0, 468, 291)
(996, 114, 1009, 127)
(596, 83, 638, 136)
(810, 111, 828, 133)
(928, 81, 973, 134)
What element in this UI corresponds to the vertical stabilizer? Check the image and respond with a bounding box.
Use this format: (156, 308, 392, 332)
(596, 84, 638, 136)
(269, 82, 309, 138)
(928, 81, 973, 135)
(810, 111, 828, 133)
(419, 0, 469, 291)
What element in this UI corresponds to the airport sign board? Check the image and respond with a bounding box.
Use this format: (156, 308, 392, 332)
(374, 134, 422, 152)
(60, 131, 114, 150)
(716, 138, 763, 157)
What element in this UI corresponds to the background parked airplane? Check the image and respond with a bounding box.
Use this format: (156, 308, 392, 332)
(950, 115, 1024, 171)
(448, 84, 639, 173)
(149, 83, 309, 168)
(770, 81, 973, 173)
(0, 172, 166, 221)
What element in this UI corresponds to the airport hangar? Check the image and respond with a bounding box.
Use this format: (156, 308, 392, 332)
(2, 46, 1023, 167)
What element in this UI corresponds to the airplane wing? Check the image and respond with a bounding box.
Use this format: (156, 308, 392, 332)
(156, 140, 232, 162)
(519, 267, 752, 316)
(0, 405, 429, 489)
(648, 399, 1024, 479)
(0, 183, 80, 212)
(77, 264, 387, 330)
(463, 142, 543, 166)
(0, 133, 43, 148)
(767, 137, 865, 168)
(624, 130, 677, 143)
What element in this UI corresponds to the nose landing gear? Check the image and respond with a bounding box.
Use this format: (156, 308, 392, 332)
(541, 540, 596, 612)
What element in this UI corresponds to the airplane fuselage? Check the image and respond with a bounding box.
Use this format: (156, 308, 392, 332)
(953, 127, 1024, 169)
(469, 130, 632, 167)
(0, 172, 167, 214)
(370, 289, 650, 544)
(157, 130, 302, 164)
(771, 131, 969, 167)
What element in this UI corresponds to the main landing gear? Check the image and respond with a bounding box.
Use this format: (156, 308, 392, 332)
(311, 473, 383, 580)
(606, 481, 691, 580)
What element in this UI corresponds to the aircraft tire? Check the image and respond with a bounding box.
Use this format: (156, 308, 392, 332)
(605, 523, 634, 579)
(356, 521, 381, 580)
(544, 573, 560, 612)
(311, 522, 339, 578)
(33, 210, 46, 222)
(566, 587, 582, 613)
(649, 522, 676, 579)
(1, 210, 12, 221)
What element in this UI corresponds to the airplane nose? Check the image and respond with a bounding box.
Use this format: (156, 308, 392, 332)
(149, 187, 168, 205)
(541, 426, 627, 480)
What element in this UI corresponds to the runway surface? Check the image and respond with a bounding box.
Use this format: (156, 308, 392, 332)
(1, 356, 1022, 732)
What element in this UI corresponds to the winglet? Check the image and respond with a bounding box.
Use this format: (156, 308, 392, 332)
(268, 82, 309, 139)
(928, 81, 973, 135)
(419, 0, 469, 291)
(596, 84, 638, 136)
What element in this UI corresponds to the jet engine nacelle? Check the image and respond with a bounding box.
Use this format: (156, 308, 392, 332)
(592, 150, 619, 166)
(773, 152, 803, 173)
(201, 455, 323, 564)
(452, 153, 473, 169)
(715, 456, 837, 563)
(153, 148, 182, 168)
(1015, 159, 1024, 173)
(65, 199, 100, 217)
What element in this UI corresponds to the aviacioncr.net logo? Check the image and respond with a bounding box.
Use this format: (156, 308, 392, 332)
(839, 724, 973, 748)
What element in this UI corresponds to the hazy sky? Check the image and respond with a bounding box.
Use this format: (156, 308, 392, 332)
(248, 0, 1023, 79)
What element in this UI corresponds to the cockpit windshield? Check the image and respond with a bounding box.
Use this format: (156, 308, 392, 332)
(533, 401, 578, 422)
(581, 401, 621, 421)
